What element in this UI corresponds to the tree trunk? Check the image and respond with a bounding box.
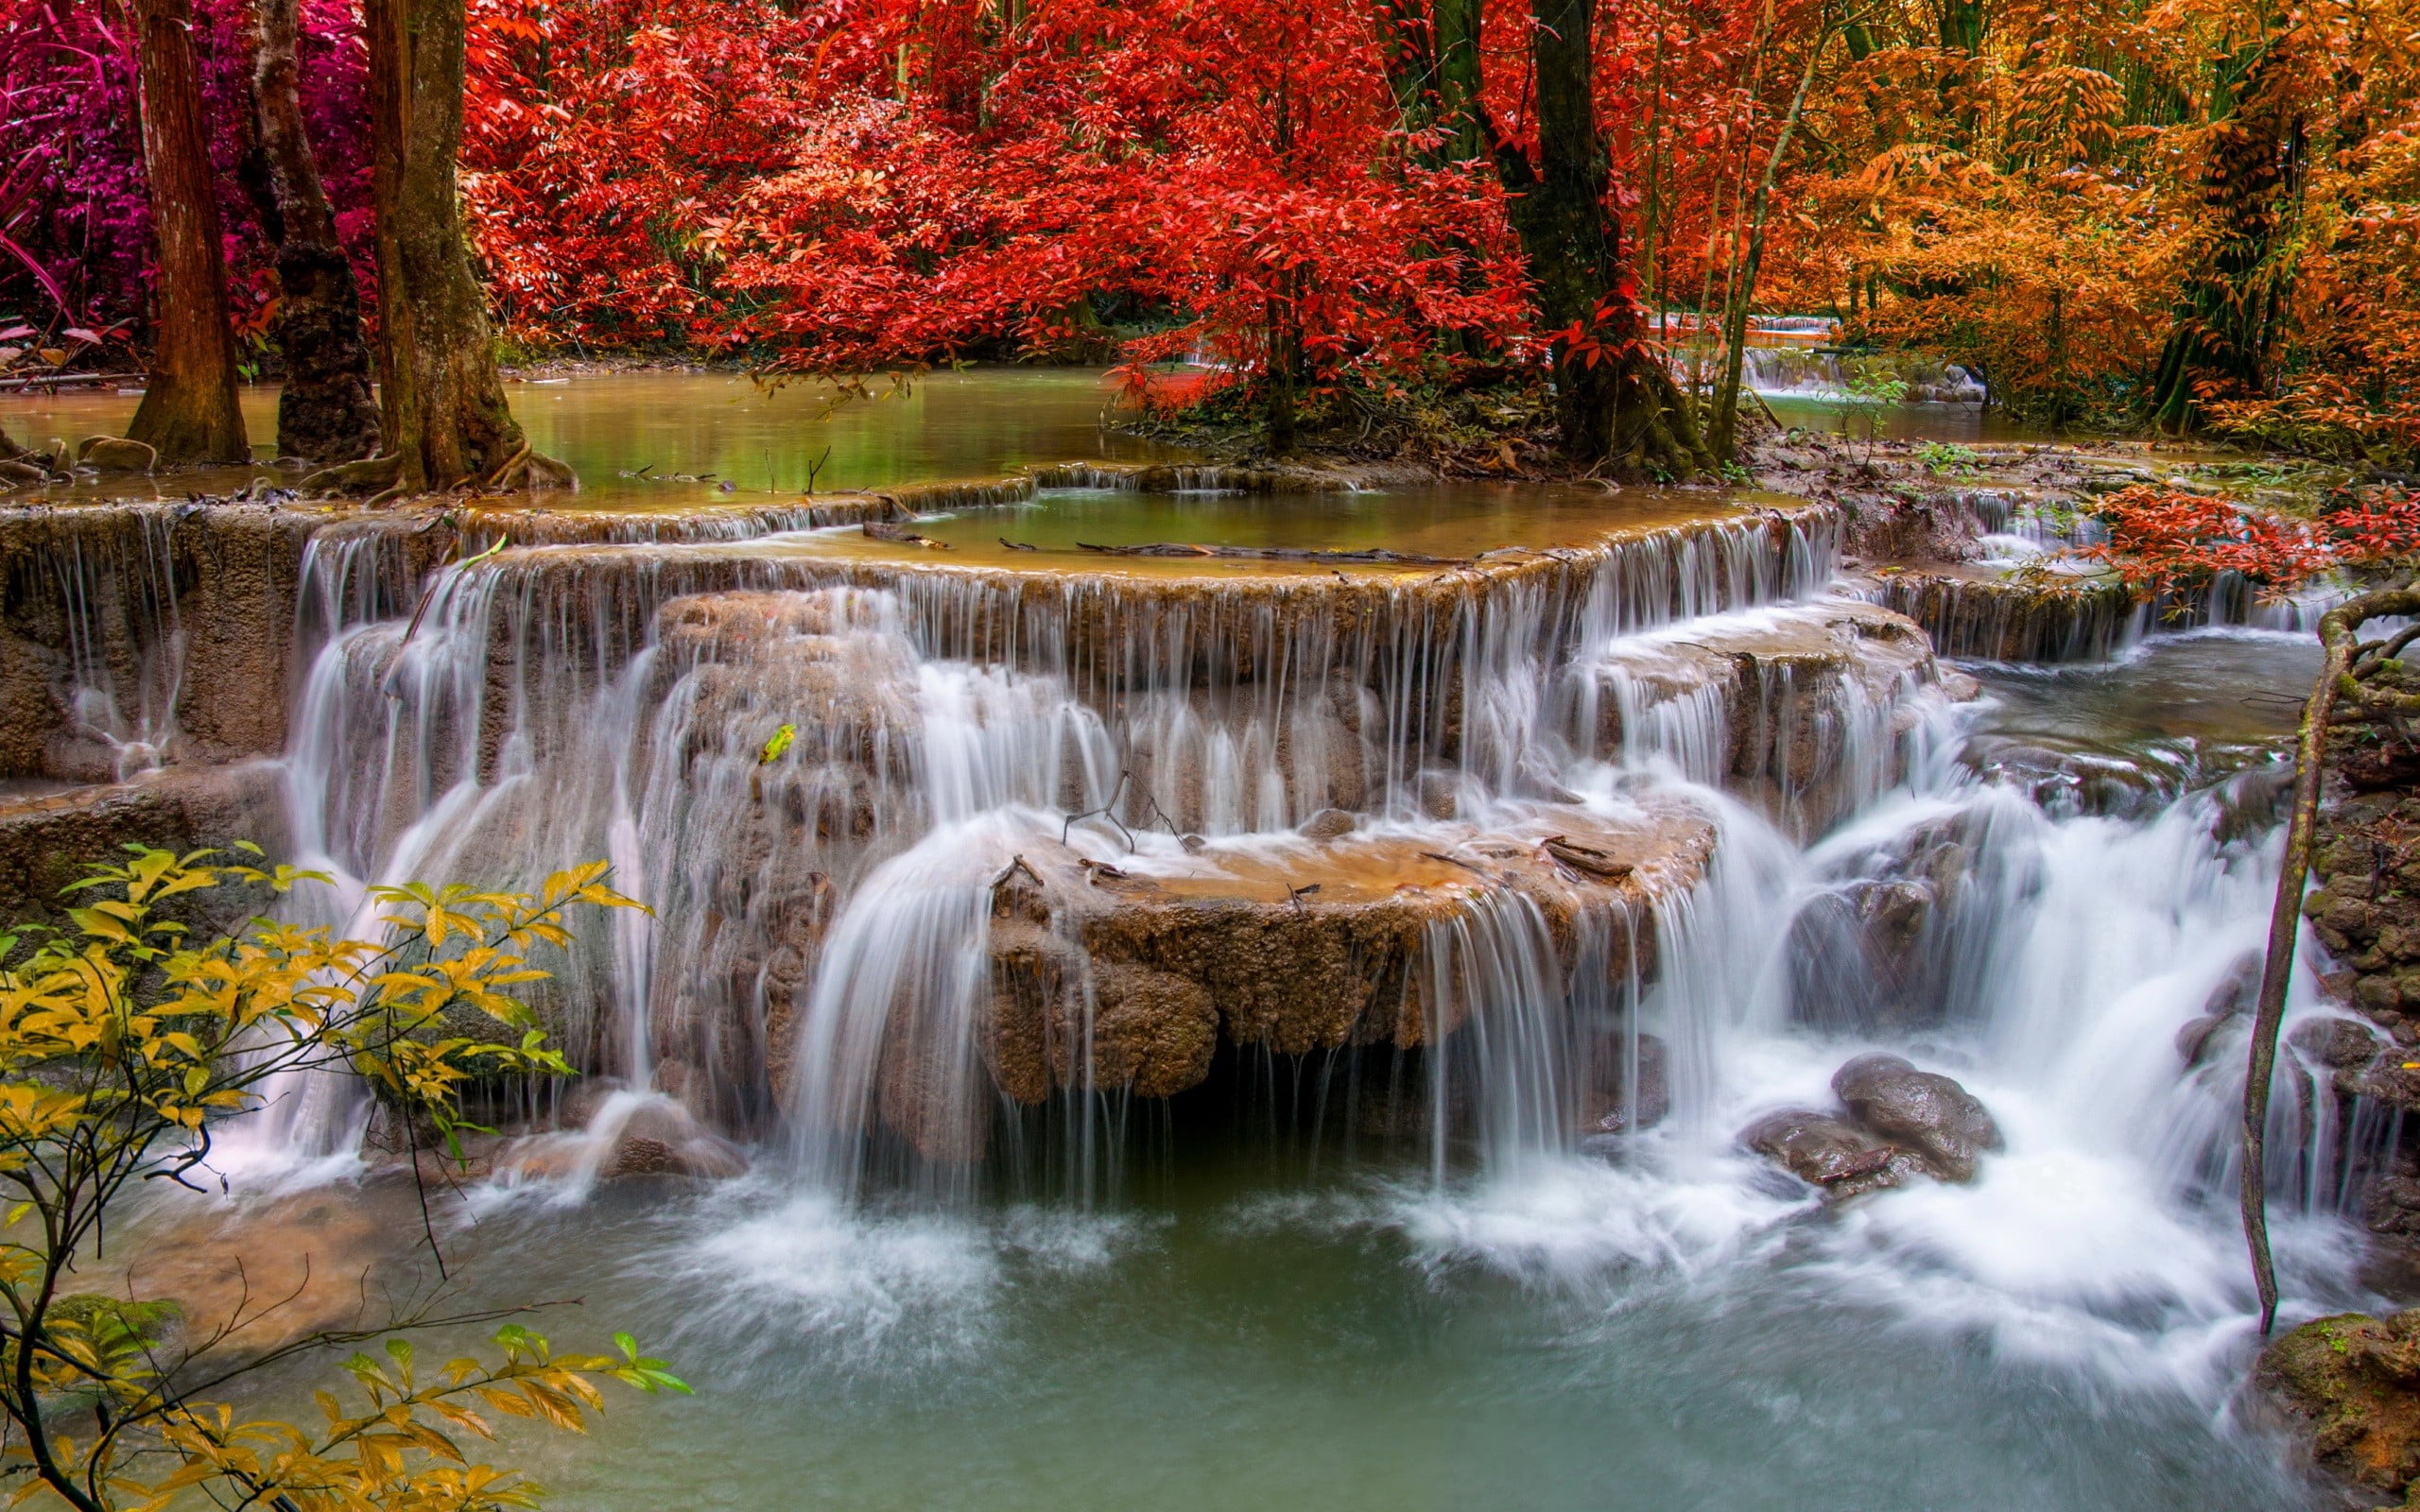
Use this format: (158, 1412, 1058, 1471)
(1497, 0, 1709, 477)
(310, 0, 570, 500)
(252, 0, 381, 463)
(1710, 21, 1828, 462)
(1433, 0, 1480, 162)
(1265, 284, 1299, 455)
(127, 0, 250, 466)
(2149, 42, 2308, 437)
(1937, 0, 1984, 144)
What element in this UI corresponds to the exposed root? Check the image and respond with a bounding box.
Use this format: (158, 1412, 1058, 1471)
(302, 451, 404, 498)
(490, 448, 578, 493)
(480, 440, 531, 489)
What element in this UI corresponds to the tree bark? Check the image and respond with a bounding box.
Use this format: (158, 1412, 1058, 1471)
(1710, 16, 1830, 462)
(310, 0, 570, 500)
(127, 0, 250, 466)
(1496, 0, 1709, 477)
(1266, 284, 1300, 455)
(252, 0, 381, 463)
(1433, 0, 1481, 162)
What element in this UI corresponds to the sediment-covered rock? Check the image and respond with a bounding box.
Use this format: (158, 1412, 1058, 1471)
(0, 763, 288, 927)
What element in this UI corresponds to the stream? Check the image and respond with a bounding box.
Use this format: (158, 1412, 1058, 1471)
(3, 371, 2368, 1509)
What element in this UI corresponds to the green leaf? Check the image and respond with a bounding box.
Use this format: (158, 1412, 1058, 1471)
(760, 723, 798, 765)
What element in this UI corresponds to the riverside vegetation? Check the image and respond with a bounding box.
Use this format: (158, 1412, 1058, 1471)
(0, 846, 684, 1511)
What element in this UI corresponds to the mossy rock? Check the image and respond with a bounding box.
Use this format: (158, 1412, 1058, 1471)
(2258, 1309, 2420, 1500)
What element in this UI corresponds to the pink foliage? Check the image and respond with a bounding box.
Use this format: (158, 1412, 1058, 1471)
(0, 0, 371, 348)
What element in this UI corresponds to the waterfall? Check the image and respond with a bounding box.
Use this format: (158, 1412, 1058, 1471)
(159, 470, 2354, 1361)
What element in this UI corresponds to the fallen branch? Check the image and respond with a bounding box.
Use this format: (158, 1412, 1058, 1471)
(0, 370, 143, 390)
(1542, 834, 1636, 883)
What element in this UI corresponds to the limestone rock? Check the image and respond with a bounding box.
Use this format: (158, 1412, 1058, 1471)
(1298, 807, 1357, 840)
(1830, 1052, 2002, 1181)
(603, 1101, 748, 1178)
(1739, 1108, 1925, 1199)
(1582, 1031, 1668, 1132)
(2258, 1310, 2420, 1502)
(77, 436, 157, 472)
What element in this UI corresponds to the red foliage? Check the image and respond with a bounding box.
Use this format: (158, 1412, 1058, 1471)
(2078, 484, 2420, 600)
(460, 0, 1531, 390)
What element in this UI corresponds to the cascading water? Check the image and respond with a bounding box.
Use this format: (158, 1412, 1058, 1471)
(121, 477, 2363, 1509)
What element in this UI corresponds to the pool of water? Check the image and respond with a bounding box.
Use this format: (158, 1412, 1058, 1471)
(786, 483, 1795, 576)
(2, 370, 2028, 512)
(161, 1132, 2319, 1512)
(1959, 629, 2320, 806)
(1765, 396, 2052, 444)
(0, 369, 1179, 506)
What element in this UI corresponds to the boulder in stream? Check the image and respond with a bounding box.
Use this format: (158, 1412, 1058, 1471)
(77, 436, 156, 472)
(1740, 1108, 1929, 1199)
(1830, 1052, 2003, 1181)
(1582, 1031, 1669, 1133)
(1739, 1052, 2003, 1198)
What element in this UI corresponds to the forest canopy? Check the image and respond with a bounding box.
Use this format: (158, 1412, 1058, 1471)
(2, 0, 2414, 468)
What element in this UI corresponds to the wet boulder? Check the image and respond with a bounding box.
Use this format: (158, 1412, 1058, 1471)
(1298, 807, 1357, 841)
(1582, 1031, 1669, 1133)
(1830, 1053, 2002, 1181)
(2176, 951, 2263, 1068)
(604, 1101, 749, 1179)
(2257, 1310, 2420, 1503)
(1739, 1108, 1927, 1200)
(2290, 1014, 2380, 1072)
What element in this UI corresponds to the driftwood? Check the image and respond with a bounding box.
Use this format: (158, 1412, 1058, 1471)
(863, 520, 947, 547)
(2245, 584, 2420, 1332)
(1542, 833, 1636, 883)
(1073, 541, 1466, 566)
(0, 371, 143, 391)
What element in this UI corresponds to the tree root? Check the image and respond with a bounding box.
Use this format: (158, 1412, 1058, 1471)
(302, 451, 403, 498)
(487, 446, 577, 493)
(1608, 352, 1716, 483)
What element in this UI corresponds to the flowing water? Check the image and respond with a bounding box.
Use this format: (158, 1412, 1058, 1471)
(6, 374, 2374, 1508)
